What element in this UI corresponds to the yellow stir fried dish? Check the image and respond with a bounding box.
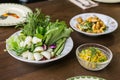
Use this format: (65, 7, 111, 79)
(76, 16, 107, 33)
(79, 47, 107, 63)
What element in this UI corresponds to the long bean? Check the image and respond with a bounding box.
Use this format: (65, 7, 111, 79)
(54, 38, 66, 56)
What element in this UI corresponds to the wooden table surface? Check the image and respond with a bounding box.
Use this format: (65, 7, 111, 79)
(0, 0, 120, 80)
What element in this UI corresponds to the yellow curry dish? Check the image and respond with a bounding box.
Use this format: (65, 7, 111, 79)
(76, 16, 107, 33)
(76, 43, 113, 71)
(79, 47, 107, 63)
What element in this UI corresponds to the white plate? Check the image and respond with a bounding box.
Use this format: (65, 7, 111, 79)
(66, 76, 106, 80)
(94, 0, 120, 3)
(0, 3, 32, 26)
(70, 13, 118, 36)
(6, 31, 73, 64)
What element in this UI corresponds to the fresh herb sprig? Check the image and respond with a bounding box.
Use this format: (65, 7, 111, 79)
(17, 9, 50, 37)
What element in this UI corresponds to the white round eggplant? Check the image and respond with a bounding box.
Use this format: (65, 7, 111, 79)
(34, 47, 44, 52)
(34, 53, 43, 61)
(24, 36, 32, 46)
(28, 51, 34, 60)
(21, 51, 29, 58)
(41, 51, 51, 59)
(47, 48, 53, 53)
(32, 37, 42, 44)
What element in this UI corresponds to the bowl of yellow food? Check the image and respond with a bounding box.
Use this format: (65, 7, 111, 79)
(76, 43, 113, 71)
(70, 13, 118, 36)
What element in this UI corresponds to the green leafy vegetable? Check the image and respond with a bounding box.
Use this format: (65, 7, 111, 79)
(17, 9, 50, 37)
(44, 20, 73, 45)
(6, 36, 27, 56)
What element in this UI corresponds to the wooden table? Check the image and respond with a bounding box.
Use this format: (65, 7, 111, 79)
(0, 0, 120, 80)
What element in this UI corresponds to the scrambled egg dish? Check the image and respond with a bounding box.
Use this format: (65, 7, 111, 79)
(79, 47, 107, 63)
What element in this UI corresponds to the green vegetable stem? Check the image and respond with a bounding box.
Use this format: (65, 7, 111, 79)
(54, 38, 66, 56)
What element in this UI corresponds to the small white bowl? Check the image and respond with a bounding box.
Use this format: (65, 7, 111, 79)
(70, 13, 118, 36)
(76, 43, 113, 71)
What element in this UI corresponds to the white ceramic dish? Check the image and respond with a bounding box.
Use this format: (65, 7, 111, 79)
(70, 13, 118, 36)
(6, 31, 73, 64)
(94, 0, 120, 3)
(66, 76, 106, 80)
(0, 3, 32, 26)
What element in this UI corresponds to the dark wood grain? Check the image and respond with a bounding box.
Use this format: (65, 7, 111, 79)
(0, 0, 120, 80)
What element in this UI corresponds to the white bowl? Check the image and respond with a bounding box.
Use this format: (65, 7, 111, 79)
(6, 31, 73, 64)
(94, 0, 120, 3)
(76, 43, 113, 71)
(0, 3, 32, 26)
(70, 13, 118, 36)
(67, 76, 106, 80)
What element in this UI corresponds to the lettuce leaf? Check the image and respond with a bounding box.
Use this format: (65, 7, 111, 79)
(6, 35, 27, 56)
(44, 21, 73, 45)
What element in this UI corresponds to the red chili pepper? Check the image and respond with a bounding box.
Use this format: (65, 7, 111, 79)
(7, 13, 20, 18)
(2, 12, 19, 18)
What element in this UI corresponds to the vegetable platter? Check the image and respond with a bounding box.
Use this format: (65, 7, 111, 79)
(6, 9, 73, 64)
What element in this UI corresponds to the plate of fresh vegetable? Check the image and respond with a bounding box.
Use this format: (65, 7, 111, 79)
(6, 9, 73, 64)
(70, 13, 118, 36)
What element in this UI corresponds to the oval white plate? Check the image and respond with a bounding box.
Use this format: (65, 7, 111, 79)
(0, 3, 32, 26)
(6, 31, 73, 64)
(70, 13, 118, 36)
(94, 0, 120, 3)
(66, 76, 106, 80)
